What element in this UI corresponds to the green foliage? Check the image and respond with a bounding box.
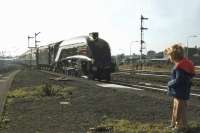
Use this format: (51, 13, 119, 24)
(56, 87, 74, 99)
(189, 121, 200, 128)
(42, 83, 60, 96)
(7, 83, 75, 99)
(8, 89, 29, 98)
(7, 86, 42, 98)
(0, 118, 9, 129)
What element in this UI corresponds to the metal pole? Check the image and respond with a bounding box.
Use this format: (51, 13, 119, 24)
(130, 44, 131, 58)
(35, 32, 41, 68)
(140, 16, 143, 62)
(28, 36, 30, 48)
(28, 35, 34, 68)
(25, 52, 26, 66)
(35, 32, 40, 48)
(28, 35, 34, 48)
(187, 39, 189, 58)
(186, 35, 199, 59)
(140, 15, 148, 70)
(30, 48, 32, 67)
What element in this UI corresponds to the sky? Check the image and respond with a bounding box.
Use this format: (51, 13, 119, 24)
(0, 0, 200, 56)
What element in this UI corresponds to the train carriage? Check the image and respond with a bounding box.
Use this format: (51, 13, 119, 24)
(48, 41, 63, 65)
(18, 49, 36, 66)
(37, 41, 63, 70)
(38, 45, 49, 69)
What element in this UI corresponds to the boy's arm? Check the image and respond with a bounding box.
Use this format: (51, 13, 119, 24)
(168, 69, 184, 88)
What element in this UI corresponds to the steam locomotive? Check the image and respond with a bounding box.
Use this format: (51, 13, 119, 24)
(17, 33, 112, 81)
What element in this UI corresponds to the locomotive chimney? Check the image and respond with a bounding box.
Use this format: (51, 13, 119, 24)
(89, 32, 99, 40)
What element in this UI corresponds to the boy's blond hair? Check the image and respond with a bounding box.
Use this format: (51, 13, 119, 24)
(164, 44, 184, 62)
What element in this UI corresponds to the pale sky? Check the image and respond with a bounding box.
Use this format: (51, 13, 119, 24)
(0, 0, 200, 56)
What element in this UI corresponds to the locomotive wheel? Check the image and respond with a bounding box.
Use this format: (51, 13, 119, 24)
(88, 73, 95, 80)
(105, 74, 111, 82)
(97, 77, 101, 81)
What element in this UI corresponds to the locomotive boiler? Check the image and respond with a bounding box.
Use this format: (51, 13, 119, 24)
(54, 32, 112, 81)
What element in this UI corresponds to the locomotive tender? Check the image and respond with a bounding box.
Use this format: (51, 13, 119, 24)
(18, 33, 112, 81)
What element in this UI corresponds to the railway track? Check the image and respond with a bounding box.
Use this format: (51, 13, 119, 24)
(113, 70, 200, 88)
(110, 78, 200, 97)
(41, 70, 200, 98)
(118, 68, 200, 78)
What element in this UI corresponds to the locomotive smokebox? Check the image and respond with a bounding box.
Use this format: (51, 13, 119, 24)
(89, 32, 99, 40)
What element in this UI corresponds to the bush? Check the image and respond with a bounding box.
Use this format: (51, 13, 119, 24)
(42, 83, 59, 96)
(7, 89, 28, 98)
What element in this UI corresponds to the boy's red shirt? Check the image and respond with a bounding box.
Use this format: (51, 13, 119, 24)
(176, 58, 195, 76)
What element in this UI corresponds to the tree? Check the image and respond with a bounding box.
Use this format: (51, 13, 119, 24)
(147, 50, 156, 58)
(155, 51, 164, 58)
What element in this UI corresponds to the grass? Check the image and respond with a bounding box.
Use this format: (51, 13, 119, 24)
(11, 69, 52, 89)
(98, 119, 171, 133)
(7, 87, 38, 98)
(7, 84, 74, 99)
(1, 70, 200, 133)
(99, 119, 200, 133)
(0, 84, 76, 131)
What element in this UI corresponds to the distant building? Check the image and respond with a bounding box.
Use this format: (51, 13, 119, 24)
(185, 47, 200, 65)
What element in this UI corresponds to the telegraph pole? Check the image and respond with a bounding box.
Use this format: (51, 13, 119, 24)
(27, 32, 40, 69)
(140, 15, 148, 69)
(35, 32, 40, 48)
(28, 36, 34, 48)
(34, 32, 41, 68)
(28, 35, 34, 68)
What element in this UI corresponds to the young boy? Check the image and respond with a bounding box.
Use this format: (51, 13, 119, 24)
(164, 44, 195, 132)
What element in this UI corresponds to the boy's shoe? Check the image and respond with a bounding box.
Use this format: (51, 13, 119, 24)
(166, 124, 175, 129)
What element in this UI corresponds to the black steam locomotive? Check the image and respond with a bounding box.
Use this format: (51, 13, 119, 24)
(18, 33, 112, 81)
